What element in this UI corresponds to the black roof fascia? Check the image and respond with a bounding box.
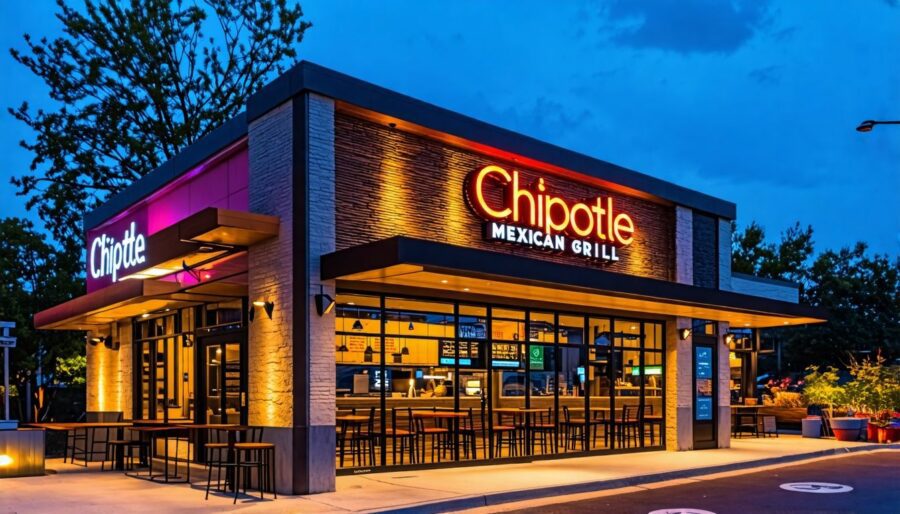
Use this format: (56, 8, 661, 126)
(84, 112, 249, 231)
(321, 236, 826, 321)
(248, 61, 736, 219)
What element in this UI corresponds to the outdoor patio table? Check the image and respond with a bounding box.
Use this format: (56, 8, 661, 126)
(126, 425, 191, 483)
(493, 408, 546, 456)
(731, 405, 762, 438)
(24, 422, 133, 468)
(411, 410, 468, 461)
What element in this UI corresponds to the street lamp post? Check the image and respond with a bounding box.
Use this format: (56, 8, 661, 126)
(856, 120, 900, 132)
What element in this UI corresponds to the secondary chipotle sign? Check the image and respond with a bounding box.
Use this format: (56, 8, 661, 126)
(465, 165, 635, 263)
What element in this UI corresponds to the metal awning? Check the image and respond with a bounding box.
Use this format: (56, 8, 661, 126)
(35, 208, 278, 330)
(321, 237, 827, 329)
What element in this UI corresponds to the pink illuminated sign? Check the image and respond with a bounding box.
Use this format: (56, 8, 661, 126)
(85, 144, 249, 293)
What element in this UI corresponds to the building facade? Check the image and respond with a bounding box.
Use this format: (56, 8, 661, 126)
(36, 62, 824, 494)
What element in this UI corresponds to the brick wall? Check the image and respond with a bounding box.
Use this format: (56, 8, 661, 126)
(334, 113, 675, 281)
(85, 321, 131, 416)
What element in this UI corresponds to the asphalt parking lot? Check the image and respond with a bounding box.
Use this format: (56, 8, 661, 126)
(506, 450, 900, 514)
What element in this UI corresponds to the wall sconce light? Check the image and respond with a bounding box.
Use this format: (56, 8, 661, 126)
(88, 336, 102, 346)
(249, 300, 275, 320)
(248, 305, 255, 323)
(315, 286, 335, 316)
(102, 336, 119, 351)
(0, 454, 13, 467)
(724, 333, 735, 346)
(679, 328, 692, 340)
(263, 301, 275, 320)
(183, 334, 194, 348)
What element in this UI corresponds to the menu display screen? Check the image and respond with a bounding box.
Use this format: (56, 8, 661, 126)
(695, 346, 713, 421)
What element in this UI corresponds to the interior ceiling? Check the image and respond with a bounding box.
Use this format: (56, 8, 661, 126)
(335, 265, 823, 329)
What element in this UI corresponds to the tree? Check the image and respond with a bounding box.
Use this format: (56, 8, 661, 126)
(4, 0, 311, 419)
(732, 221, 814, 292)
(0, 218, 84, 420)
(9, 0, 312, 249)
(783, 243, 900, 369)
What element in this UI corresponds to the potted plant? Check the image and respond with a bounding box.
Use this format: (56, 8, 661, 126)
(804, 365, 855, 438)
(847, 353, 900, 442)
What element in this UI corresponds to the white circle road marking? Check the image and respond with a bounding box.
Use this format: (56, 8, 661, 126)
(647, 507, 716, 514)
(779, 482, 854, 493)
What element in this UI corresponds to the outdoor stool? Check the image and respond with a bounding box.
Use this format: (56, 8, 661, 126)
(232, 442, 277, 504)
(101, 430, 147, 471)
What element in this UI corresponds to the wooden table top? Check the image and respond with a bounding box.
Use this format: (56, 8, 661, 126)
(128, 425, 186, 433)
(494, 407, 547, 414)
(175, 424, 248, 431)
(336, 415, 371, 423)
(24, 422, 132, 430)
(730, 405, 763, 409)
(411, 411, 468, 419)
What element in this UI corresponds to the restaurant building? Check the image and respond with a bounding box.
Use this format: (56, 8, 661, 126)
(34, 62, 826, 494)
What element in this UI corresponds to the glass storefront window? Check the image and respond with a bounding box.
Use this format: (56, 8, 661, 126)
(558, 315, 585, 345)
(333, 292, 667, 472)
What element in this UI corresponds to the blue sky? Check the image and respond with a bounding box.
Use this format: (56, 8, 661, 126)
(1, 1, 898, 256)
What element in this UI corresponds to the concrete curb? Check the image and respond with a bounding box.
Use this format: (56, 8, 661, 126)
(371, 443, 900, 514)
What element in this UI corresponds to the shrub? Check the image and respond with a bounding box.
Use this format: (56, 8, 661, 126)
(773, 391, 806, 408)
(803, 365, 845, 417)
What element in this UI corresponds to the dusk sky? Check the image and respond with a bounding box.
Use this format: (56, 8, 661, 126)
(1, 1, 898, 256)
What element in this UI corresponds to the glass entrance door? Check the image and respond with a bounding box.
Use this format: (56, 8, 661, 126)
(693, 337, 717, 449)
(202, 337, 246, 425)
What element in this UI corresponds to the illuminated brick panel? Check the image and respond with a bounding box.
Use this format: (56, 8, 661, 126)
(334, 113, 676, 281)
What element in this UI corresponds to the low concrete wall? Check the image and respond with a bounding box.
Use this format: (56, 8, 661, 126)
(0, 429, 45, 478)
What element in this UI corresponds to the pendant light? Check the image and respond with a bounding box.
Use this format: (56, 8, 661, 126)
(408, 321, 415, 331)
(364, 339, 374, 362)
(352, 319, 364, 331)
(400, 338, 410, 356)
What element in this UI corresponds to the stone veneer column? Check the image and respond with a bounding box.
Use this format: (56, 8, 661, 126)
(302, 93, 337, 493)
(248, 100, 296, 492)
(665, 318, 693, 450)
(665, 206, 694, 450)
(717, 321, 731, 448)
(675, 206, 693, 286)
(247, 93, 337, 494)
(85, 323, 132, 417)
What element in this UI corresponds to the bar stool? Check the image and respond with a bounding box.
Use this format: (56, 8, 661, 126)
(232, 440, 277, 503)
(491, 411, 518, 458)
(204, 427, 234, 500)
(560, 406, 585, 451)
(412, 408, 449, 463)
(383, 408, 415, 465)
(101, 428, 147, 471)
(529, 407, 557, 454)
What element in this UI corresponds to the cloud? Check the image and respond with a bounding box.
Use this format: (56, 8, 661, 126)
(599, 0, 772, 54)
(748, 65, 782, 85)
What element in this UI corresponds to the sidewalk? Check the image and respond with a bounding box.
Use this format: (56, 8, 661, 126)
(0, 436, 895, 514)
(312, 436, 896, 513)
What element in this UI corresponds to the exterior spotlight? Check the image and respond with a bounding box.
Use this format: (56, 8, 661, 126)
(724, 333, 735, 346)
(679, 328, 692, 340)
(252, 300, 266, 307)
(183, 334, 194, 348)
(315, 286, 335, 316)
(263, 301, 275, 320)
(856, 119, 900, 132)
(102, 336, 119, 351)
(88, 336, 102, 346)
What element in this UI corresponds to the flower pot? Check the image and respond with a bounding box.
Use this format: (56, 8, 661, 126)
(867, 422, 880, 442)
(830, 417, 862, 441)
(880, 425, 900, 444)
(802, 417, 823, 438)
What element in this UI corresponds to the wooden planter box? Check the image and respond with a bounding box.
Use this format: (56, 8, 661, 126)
(759, 406, 808, 428)
(0, 429, 45, 478)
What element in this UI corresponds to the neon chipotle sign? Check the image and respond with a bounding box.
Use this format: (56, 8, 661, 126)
(88, 220, 147, 285)
(465, 165, 635, 262)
